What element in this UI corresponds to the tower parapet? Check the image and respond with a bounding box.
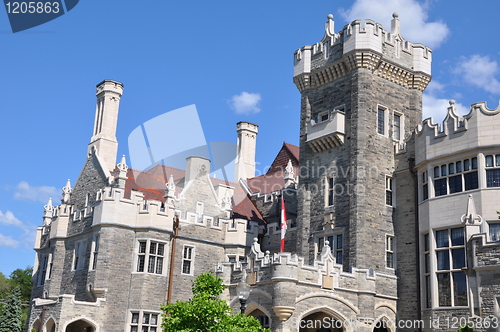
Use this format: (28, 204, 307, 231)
(294, 14, 432, 93)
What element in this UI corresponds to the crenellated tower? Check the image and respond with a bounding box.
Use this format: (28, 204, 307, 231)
(294, 13, 432, 327)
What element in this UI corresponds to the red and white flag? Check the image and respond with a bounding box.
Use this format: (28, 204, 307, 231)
(280, 195, 287, 252)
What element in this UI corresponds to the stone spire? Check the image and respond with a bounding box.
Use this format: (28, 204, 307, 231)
(43, 198, 53, 227)
(61, 179, 72, 204)
(116, 155, 128, 188)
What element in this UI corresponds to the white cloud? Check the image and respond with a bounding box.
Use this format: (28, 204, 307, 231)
(454, 55, 500, 95)
(0, 233, 19, 248)
(228, 92, 261, 115)
(0, 210, 25, 228)
(340, 0, 449, 49)
(13, 181, 58, 204)
(422, 93, 468, 122)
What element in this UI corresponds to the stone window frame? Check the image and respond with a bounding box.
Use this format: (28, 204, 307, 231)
(431, 156, 478, 198)
(376, 105, 389, 136)
(37, 252, 52, 286)
(129, 310, 161, 332)
(423, 232, 431, 308)
(181, 245, 195, 276)
(484, 153, 500, 187)
(315, 230, 344, 265)
(89, 232, 100, 271)
(421, 170, 429, 201)
(385, 175, 394, 207)
(135, 239, 166, 275)
(73, 240, 87, 271)
(227, 255, 246, 263)
(487, 220, 500, 242)
(433, 227, 468, 307)
(196, 202, 204, 218)
(385, 235, 395, 269)
(316, 105, 345, 124)
(392, 111, 404, 141)
(325, 176, 335, 207)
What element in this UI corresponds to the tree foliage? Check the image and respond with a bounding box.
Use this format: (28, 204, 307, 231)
(161, 272, 271, 332)
(0, 267, 32, 329)
(9, 267, 32, 302)
(0, 286, 23, 332)
(458, 325, 474, 332)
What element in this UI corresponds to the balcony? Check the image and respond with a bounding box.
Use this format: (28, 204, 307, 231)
(306, 110, 345, 152)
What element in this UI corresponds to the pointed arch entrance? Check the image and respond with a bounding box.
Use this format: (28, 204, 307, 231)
(299, 311, 344, 332)
(64, 319, 96, 332)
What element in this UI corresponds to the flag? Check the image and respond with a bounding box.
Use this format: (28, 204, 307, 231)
(280, 195, 287, 252)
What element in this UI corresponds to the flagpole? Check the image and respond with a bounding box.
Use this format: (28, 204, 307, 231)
(280, 194, 287, 252)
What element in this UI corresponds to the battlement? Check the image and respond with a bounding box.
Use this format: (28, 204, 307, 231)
(217, 238, 398, 300)
(293, 14, 432, 92)
(416, 100, 500, 163)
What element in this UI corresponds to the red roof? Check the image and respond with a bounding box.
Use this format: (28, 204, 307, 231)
(119, 164, 264, 223)
(247, 142, 299, 194)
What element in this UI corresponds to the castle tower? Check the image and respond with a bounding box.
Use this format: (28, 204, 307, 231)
(88, 80, 124, 171)
(294, 13, 431, 325)
(234, 121, 258, 182)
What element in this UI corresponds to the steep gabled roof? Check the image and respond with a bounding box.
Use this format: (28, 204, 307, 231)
(247, 142, 299, 194)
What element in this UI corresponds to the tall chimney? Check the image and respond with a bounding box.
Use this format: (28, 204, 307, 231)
(234, 121, 258, 182)
(88, 80, 124, 171)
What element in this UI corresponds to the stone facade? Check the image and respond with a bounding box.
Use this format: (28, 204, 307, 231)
(27, 13, 500, 332)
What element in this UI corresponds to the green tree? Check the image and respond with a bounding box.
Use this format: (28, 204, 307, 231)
(9, 267, 33, 301)
(0, 286, 23, 332)
(0, 273, 11, 301)
(162, 272, 271, 332)
(458, 325, 474, 332)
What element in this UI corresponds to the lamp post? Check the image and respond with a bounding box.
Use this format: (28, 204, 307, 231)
(236, 282, 250, 314)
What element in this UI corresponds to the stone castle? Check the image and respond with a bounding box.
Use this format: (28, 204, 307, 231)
(27, 13, 500, 332)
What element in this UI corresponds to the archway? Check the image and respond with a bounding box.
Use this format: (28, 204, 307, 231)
(299, 311, 344, 332)
(45, 318, 56, 332)
(248, 309, 270, 329)
(65, 319, 95, 332)
(32, 319, 42, 332)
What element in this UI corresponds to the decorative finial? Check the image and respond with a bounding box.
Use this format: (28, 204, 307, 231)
(449, 100, 455, 105)
(43, 198, 53, 226)
(284, 159, 296, 188)
(461, 194, 483, 225)
(117, 155, 128, 173)
(325, 14, 335, 38)
(61, 179, 72, 204)
(391, 12, 401, 36)
(44, 198, 53, 212)
(166, 174, 176, 196)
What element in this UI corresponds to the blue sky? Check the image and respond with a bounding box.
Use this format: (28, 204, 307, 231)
(0, 0, 499, 276)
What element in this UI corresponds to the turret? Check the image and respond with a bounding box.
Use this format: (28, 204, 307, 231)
(88, 80, 124, 171)
(234, 121, 258, 182)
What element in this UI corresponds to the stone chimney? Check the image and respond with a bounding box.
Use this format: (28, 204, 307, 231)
(234, 121, 258, 182)
(88, 80, 124, 171)
(185, 156, 211, 183)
